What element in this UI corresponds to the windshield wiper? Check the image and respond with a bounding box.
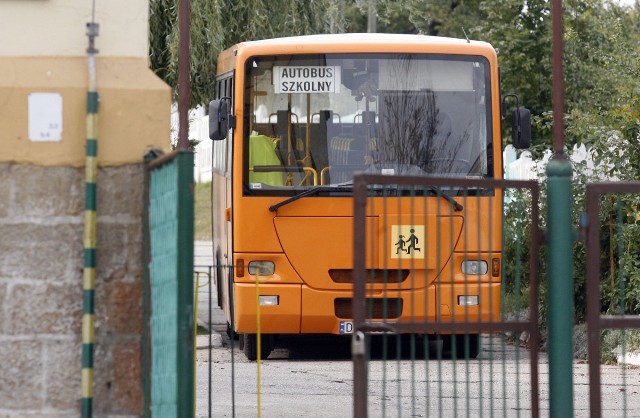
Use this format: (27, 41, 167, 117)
(269, 186, 351, 213)
(425, 185, 464, 211)
(268, 184, 462, 213)
(369, 185, 463, 211)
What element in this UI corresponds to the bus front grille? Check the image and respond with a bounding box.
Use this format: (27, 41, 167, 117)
(329, 269, 410, 284)
(334, 298, 403, 319)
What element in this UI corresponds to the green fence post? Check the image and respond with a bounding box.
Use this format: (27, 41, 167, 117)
(147, 150, 194, 418)
(546, 157, 574, 417)
(175, 152, 195, 418)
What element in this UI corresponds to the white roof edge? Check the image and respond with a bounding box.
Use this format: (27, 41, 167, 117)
(239, 33, 491, 48)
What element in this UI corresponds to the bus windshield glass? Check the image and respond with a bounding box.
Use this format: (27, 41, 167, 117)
(243, 53, 493, 194)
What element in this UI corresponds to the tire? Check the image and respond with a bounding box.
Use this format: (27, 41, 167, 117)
(226, 322, 239, 340)
(242, 333, 272, 361)
(215, 268, 223, 308)
(215, 252, 223, 308)
(450, 334, 480, 359)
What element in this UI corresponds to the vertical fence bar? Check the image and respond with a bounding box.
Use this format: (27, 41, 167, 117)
(352, 174, 368, 418)
(585, 185, 602, 417)
(529, 185, 541, 418)
(208, 265, 213, 418)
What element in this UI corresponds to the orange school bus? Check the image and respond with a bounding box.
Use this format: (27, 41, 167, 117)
(208, 34, 530, 360)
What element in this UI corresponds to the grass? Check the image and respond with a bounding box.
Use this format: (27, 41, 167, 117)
(194, 181, 212, 241)
(196, 324, 210, 335)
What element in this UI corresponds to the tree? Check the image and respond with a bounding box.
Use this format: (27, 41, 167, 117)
(149, 0, 331, 107)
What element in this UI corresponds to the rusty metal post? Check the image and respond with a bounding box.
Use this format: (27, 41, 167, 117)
(178, 0, 190, 151)
(551, 0, 565, 157)
(585, 185, 602, 418)
(352, 174, 368, 418)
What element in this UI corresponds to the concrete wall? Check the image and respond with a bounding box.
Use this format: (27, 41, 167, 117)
(0, 0, 148, 57)
(0, 0, 170, 416)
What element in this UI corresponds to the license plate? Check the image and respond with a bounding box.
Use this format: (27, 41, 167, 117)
(339, 321, 353, 334)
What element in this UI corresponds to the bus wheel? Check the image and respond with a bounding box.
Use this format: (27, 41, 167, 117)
(215, 252, 223, 308)
(226, 322, 239, 340)
(242, 333, 272, 361)
(452, 334, 480, 359)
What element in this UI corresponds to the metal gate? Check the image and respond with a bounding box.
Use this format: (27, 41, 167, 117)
(352, 174, 541, 417)
(585, 182, 640, 417)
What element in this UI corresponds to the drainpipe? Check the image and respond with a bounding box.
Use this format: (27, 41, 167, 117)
(82, 6, 100, 417)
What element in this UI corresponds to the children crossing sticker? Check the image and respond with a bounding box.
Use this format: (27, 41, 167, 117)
(391, 225, 425, 259)
(274, 66, 341, 94)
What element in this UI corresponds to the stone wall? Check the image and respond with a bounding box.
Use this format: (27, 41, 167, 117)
(0, 163, 146, 417)
(0, 1, 170, 415)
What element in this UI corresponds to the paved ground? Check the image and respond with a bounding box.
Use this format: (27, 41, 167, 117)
(192, 241, 640, 417)
(195, 331, 640, 417)
(194, 241, 226, 333)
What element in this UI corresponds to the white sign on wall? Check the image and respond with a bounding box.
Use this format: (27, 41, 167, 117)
(273, 66, 341, 94)
(28, 92, 63, 142)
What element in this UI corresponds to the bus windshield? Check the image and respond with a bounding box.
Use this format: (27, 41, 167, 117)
(243, 53, 493, 194)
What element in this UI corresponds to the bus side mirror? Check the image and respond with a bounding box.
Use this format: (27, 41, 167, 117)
(512, 107, 531, 149)
(209, 99, 228, 141)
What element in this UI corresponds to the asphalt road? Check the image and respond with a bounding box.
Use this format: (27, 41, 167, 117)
(193, 241, 640, 417)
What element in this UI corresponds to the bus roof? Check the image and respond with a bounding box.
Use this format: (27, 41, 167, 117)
(236, 33, 490, 48)
(217, 34, 496, 75)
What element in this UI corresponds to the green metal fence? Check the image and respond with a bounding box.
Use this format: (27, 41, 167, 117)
(144, 150, 195, 417)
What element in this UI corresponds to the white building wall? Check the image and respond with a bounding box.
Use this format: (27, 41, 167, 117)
(0, 0, 149, 57)
(172, 106, 213, 183)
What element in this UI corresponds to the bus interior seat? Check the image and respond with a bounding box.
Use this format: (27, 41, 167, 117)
(307, 110, 336, 173)
(352, 111, 377, 140)
(351, 110, 377, 163)
(328, 135, 359, 183)
(275, 109, 303, 166)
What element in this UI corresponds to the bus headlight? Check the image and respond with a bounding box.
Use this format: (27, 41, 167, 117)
(461, 260, 488, 275)
(248, 261, 275, 276)
(458, 295, 479, 306)
(259, 295, 279, 306)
